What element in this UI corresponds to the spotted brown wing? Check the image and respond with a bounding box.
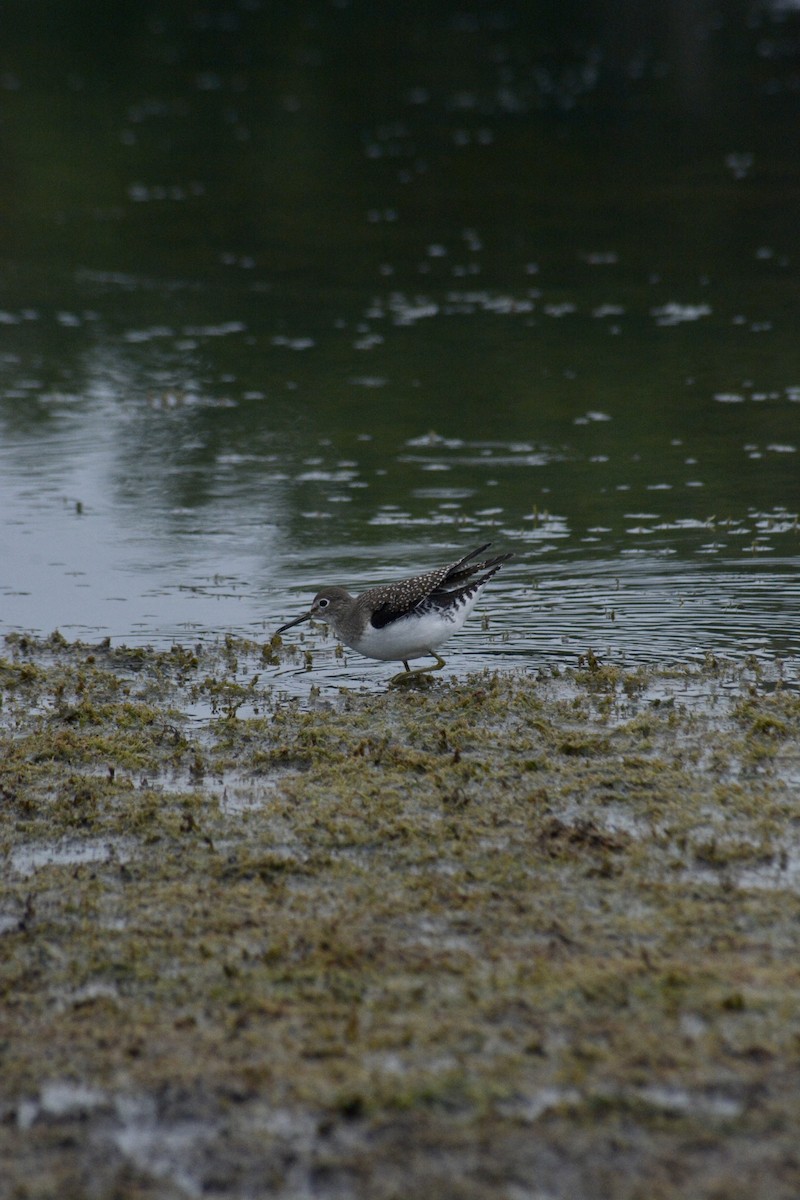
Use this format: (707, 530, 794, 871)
(364, 544, 512, 629)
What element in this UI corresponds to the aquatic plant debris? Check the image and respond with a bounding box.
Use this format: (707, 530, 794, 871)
(2, 632, 800, 1199)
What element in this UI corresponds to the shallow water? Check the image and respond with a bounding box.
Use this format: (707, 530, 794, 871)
(1, 1, 799, 675)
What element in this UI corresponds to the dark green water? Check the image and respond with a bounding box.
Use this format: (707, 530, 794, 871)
(1, 0, 799, 683)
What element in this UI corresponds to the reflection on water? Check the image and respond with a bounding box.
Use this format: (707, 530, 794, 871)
(1, 1, 799, 674)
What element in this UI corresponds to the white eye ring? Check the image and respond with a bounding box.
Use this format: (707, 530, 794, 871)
(317, 597, 329, 608)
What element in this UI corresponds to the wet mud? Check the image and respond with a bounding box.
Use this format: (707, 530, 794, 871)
(2, 633, 800, 1199)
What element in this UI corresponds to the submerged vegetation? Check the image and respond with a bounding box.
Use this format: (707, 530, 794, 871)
(2, 632, 800, 1198)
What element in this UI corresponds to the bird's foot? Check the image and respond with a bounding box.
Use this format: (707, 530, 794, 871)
(389, 653, 446, 687)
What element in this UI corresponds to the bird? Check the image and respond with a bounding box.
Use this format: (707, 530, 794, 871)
(275, 543, 512, 684)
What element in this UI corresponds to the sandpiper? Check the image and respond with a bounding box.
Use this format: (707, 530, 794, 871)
(275, 543, 512, 683)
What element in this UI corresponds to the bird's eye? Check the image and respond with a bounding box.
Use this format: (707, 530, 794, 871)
(317, 597, 329, 609)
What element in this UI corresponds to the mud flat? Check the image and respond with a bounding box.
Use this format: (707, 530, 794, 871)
(2, 632, 800, 1199)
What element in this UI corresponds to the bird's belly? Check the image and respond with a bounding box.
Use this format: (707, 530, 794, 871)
(349, 594, 479, 662)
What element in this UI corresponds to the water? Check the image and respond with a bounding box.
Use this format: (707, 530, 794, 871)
(1, 1, 799, 676)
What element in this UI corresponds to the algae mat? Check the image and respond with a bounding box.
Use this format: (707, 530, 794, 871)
(2, 633, 800, 1199)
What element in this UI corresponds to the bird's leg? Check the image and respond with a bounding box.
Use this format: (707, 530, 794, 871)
(389, 652, 446, 686)
(414, 651, 446, 675)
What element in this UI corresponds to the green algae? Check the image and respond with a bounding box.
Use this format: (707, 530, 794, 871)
(2, 634, 800, 1199)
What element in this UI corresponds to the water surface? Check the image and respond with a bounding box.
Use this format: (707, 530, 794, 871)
(1, 0, 798, 682)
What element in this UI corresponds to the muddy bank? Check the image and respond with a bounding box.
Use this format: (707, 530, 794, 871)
(2, 633, 800, 1199)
